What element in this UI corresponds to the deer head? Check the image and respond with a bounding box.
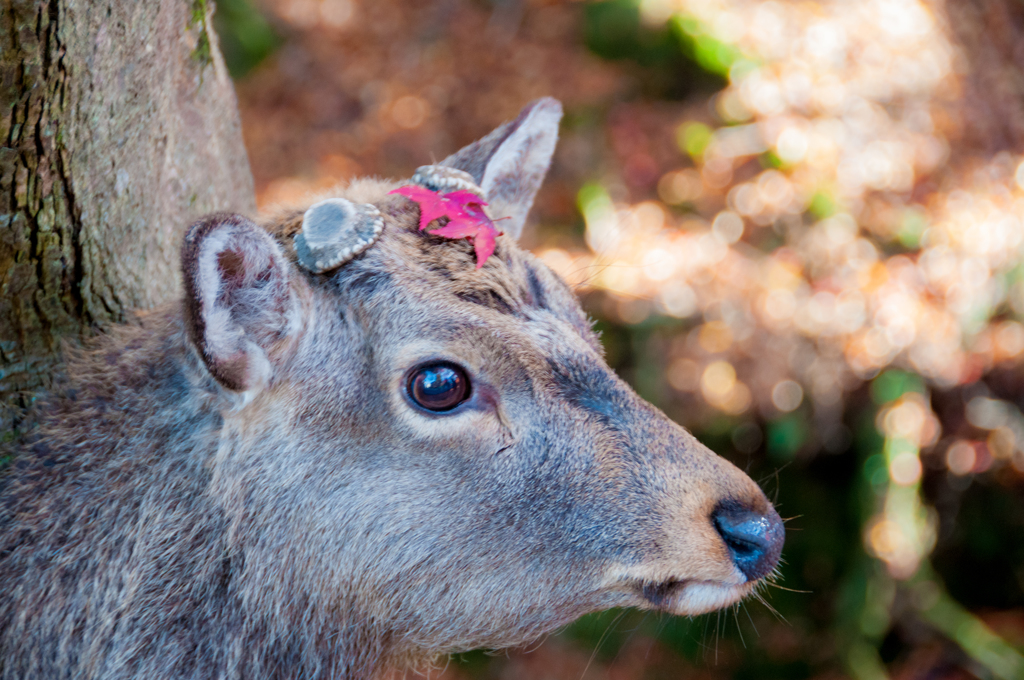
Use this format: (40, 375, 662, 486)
(181, 98, 783, 670)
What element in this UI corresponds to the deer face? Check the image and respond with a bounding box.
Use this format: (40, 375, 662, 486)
(181, 99, 783, 658)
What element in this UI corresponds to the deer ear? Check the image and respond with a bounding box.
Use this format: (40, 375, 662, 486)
(441, 97, 562, 241)
(181, 214, 300, 393)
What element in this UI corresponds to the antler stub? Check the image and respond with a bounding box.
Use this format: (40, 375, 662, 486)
(411, 166, 484, 198)
(294, 198, 384, 274)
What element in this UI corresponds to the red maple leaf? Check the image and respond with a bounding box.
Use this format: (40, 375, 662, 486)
(391, 185, 456, 231)
(390, 185, 504, 268)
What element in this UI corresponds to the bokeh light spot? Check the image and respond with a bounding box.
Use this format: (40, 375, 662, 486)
(771, 379, 804, 412)
(391, 95, 429, 129)
(946, 440, 977, 476)
(889, 451, 922, 485)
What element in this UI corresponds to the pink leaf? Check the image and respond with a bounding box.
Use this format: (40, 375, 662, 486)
(472, 224, 497, 265)
(429, 211, 480, 239)
(389, 185, 504, 268)
(444, 190, 488, 207)
(391, 185, 456, 231)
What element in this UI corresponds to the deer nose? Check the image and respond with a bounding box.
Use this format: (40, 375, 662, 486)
(712, 501, 785, 581)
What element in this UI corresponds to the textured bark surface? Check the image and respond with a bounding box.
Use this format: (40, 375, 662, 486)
(0, 0, 255, 428)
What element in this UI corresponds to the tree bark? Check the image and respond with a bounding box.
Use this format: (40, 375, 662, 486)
(0, 0, 255, 429)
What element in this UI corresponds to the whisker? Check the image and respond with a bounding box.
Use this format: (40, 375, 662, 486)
(569, 260, 616, 291)
(611, 611, 648, 674)
(742, 602, 760, 637)
(643, 612, 661, 663)
(522, 632, 550, 654)
(699, 613, 714, 660)
(733, 604, 746, 649)
(764, 582, 812, 594)
(751, 591, 788, 624)
(715, 609, 722, 665)
(577, 610, 626, 680)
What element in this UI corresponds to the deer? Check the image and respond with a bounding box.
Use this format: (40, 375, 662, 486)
(0, 98, 784, 680)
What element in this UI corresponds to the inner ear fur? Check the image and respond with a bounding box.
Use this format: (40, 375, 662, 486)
(441, 97, 562, 241)
(182, 213, 300, 393)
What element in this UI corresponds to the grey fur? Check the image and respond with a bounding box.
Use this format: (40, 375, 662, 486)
(0, 99, 783, 680)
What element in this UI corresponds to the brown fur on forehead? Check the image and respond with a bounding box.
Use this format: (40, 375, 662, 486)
(262, 182, 535, 315)
(370, 196, 530, 313)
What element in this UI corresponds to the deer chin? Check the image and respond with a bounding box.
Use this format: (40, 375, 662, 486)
(636, 579, 753, 616)
(602, 564, 753, 616)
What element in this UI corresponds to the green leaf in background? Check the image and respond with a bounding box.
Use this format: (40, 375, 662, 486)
(669, 13, 746, 77)
(677, 121, 712, 159)
(213, 0, 281, 78)
(583, 0, 725, 99)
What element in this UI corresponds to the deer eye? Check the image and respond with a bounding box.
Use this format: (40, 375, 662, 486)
(407, 362, 471, 412)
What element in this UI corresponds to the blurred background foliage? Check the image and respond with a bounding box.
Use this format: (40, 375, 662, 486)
(215, 0, 1024, 678)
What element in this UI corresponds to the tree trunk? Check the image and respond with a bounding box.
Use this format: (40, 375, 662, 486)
(0, 0, 255, 430)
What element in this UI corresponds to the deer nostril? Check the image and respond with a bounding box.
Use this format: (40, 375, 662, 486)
(711, 501, 785, 582)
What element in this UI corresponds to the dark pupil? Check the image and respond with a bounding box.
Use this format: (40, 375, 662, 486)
(410, 364, 468, 411)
